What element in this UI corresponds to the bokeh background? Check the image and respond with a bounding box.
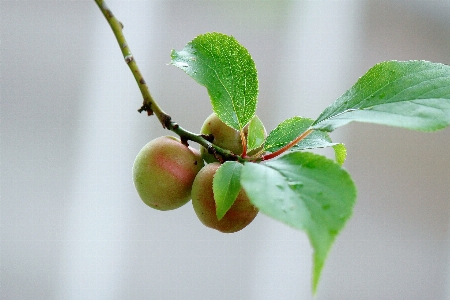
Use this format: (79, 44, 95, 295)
(1, 1, 450, 299)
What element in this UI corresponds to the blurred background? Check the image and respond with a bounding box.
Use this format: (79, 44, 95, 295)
(1, 1, 449, 299)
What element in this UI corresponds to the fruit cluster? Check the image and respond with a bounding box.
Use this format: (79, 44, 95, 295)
(132, 113, 259, 233)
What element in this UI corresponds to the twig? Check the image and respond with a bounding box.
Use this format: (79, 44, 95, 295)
(94, 0, 169, 125)
(93, 0, 242, 162)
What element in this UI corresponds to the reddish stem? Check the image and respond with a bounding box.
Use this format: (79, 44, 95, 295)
(240, 130, 248, 158)
(262, 129, 313, 161)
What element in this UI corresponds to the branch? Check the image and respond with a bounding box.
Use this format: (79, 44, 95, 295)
(94, 0, 169, 125)
(94, 0, 243, 162)
(170, 122, 242, 162)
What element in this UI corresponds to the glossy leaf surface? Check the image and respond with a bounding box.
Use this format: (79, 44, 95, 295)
(312, 61, 450, 132)
(171, 32, 258, 131)
(213, 161, 243, 220)
(241, 152, 356, 292)
(264, 117, 344, 162)
(246, 115, 266, 152)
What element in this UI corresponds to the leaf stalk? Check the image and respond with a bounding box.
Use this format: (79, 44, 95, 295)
(262, 129, 313, 160)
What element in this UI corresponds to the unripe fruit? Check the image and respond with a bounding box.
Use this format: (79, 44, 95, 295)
(191, 163, 258, 233)
(200, 113, 266, 163)
(133, 136, 204, 211)
(200, 113, 243, 163)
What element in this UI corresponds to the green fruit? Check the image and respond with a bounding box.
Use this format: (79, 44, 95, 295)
(133, 136, 204, 211)
(191, 163, 258, 233)
(200, 113, 266, 162)
(200, 113, 243, 163)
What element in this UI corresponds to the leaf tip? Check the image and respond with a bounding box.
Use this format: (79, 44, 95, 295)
(333, 143, 347, 166)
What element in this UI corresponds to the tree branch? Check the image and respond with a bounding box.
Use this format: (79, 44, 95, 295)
(94, 0, 243, 162)
(94, 0, 169, 125)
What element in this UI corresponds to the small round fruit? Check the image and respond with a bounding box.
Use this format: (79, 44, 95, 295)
(133, 136, 204, 211)
(200, 113, 243, 163)
(199, 113, 266, 163)
(191, 163, 258, 233)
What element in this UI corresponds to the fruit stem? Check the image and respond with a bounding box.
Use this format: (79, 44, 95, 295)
(262, 129, 313, 161)
(94, 0, 169, 127)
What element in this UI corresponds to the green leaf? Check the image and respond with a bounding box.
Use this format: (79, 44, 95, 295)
(332, 144, 347, 166)
(246, 115, 266, 152)
(312, 60, 450, 132)
(213, 161, 243, 220)
(241, 153, 356, 293)
(293, 133, 337, 152)
(171, 32, 258, 131)
(264, 117, 312, 152)
(264, 117, 342, 160)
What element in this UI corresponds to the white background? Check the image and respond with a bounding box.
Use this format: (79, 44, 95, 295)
(1, 1, 450, 299)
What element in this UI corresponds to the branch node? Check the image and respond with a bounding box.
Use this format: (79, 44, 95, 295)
(180, 136, 189, 147)
(138, 103, 153, 116)
(124, 55, 134, 64)
(162, 114, 172, 129)
(200, 134, 214, 143)
(207, 145, 224, 163)
(105, 9, 114, 18)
